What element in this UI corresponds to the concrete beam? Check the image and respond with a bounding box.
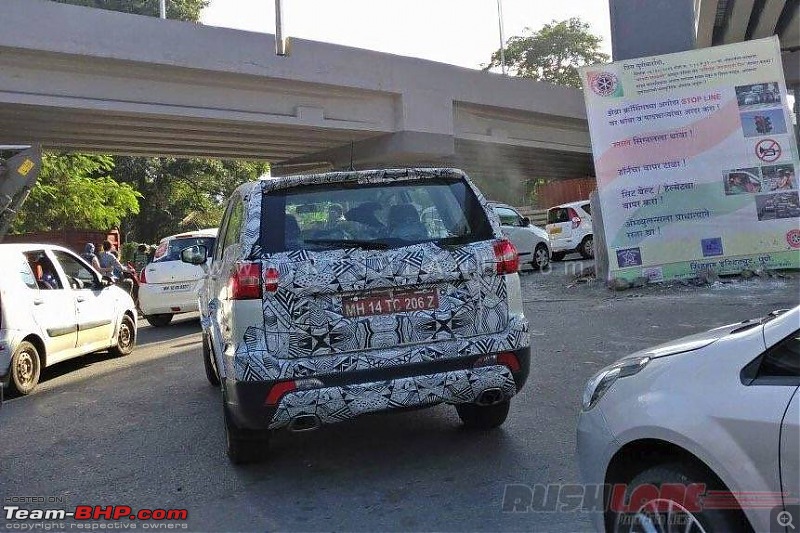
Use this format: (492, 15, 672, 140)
(610, 0, 696, 60)
(752, 0, 787, 39)
(722, 0, 756, 43)
(695, 0, 720, 48)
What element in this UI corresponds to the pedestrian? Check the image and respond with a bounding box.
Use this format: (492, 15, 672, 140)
(81, 242, 102, 271)
(132, 243, 149, 274)
(98, 240, 134, 296)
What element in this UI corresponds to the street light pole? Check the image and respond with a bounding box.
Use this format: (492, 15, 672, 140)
(159, 0, 166, 19)
(496, 0, 507, 75)
(275, 0, 288, 55)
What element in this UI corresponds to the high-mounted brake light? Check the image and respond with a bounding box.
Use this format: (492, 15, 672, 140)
(493, 239, 519, 275)
(230, 262, 262, 300)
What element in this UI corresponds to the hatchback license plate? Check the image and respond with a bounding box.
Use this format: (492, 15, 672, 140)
(548, 226, 562, 234)
(342, 288, 439, 317)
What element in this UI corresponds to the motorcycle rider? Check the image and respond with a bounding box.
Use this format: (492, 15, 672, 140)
(81, 242, 102, 271)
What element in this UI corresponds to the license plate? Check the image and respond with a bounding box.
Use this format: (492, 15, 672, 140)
(548, 226, 562, 234)
(161, 283, 192, 293)
(342, 287, 439, 318)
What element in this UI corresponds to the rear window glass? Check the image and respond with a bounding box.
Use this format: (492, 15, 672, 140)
(260, 178, 493, 253)
(582, 203, 591, 216)
(153, 237, 216, 262)
(547, 208, 570, 224)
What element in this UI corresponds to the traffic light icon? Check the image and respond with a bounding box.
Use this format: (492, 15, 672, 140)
(754, 115, 773, 134)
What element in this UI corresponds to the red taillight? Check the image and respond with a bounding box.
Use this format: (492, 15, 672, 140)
(264, 381, 297, 406)
(497, 352, 521, 372)
(139, 268, 147, 284)
(474, 351, 521, 372)
(264, 267, 279, 293)
(493, 239, 519, 274)
(230, 262, 262, 300)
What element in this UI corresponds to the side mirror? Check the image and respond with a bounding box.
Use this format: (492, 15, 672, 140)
(181, 245, 208, 265)
(100, 275, 114, 287)
(521, 216, 531, 226)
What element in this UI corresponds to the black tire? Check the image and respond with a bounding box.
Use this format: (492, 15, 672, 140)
(579, 236, 594, 259)
(223, 402, 270, 464)
(9, 341, 41, 396)
(532, 244, 550, 271)
(456, 399, 510, 430)
(145, 313, 173, 327)
(609, 462, 751, 533)
(203, 333, 220, 387)
(551, 251, 566, 262)
(109, 315, 136, 357)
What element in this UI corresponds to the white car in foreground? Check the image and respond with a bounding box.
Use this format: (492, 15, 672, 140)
(578, 306, 799, 532)
(0, 244, 137, 395)
(138, 229, 216, 327)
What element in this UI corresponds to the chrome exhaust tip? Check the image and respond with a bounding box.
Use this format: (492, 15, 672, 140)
(287, 414, 321, 432)
(476, 388, 504, 406)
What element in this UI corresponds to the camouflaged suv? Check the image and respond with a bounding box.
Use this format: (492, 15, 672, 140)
(182, 168, 531, 463)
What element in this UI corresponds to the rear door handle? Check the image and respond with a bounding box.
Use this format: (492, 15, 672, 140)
(33, 298, 44, 305)
(76, 296, 85, 302)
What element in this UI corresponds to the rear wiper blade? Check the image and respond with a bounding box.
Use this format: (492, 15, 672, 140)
(304, 239, 389, 250)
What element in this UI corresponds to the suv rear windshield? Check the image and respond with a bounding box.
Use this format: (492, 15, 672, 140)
(260, 178, 493, 253)
(153, 237, 216, 262)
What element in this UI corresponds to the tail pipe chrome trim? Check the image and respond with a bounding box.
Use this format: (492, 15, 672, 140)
(287, 414, 321, 432)
(476, 387, 504, 406)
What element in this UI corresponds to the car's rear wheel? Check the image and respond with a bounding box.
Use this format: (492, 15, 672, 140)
(609, 462, 751, 533)
(145, 313, 173, 327)
(109, 315, 136, 357)
(10, 341, 41, 396)
(456, 399, 510, 430)
(579, 236, 594, 259)
(551, 251, 566, 262)
(203, 333, 220, 387)
(223, 402, 270, 464)
(532, 244, 550, 270)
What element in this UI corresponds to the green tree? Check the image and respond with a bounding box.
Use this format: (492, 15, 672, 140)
(12, 153, 141, 233)
(113, 157, 268, 243)
(49, 0, 208, 22)
(486, 18, 609, 88)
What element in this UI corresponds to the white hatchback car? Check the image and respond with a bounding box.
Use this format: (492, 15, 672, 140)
(578, 306, 799, 532)
(488, 202, 551, 270)
(138, 229, 217, 327)
(545, 200, 593, 260)
(0, 244, 137, 395)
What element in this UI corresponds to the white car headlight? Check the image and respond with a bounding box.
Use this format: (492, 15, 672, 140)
(581, 356, 650, 411)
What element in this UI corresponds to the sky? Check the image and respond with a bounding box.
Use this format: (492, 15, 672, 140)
(200, 0, 612, 70)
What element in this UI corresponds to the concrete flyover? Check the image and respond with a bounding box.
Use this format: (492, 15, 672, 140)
(0, 0, 593, 204)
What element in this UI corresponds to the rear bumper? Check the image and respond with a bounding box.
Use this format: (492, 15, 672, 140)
(138, 284, 199, 315)
(225, 346, 530, 430)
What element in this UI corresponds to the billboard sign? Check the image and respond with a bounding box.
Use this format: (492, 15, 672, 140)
(580, 36, 799, 281)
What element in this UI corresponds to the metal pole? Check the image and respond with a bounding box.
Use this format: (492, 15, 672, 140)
(496, 0, 507, 75)
(275, 0, 287, 56)
(159, 0, 166, 19)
